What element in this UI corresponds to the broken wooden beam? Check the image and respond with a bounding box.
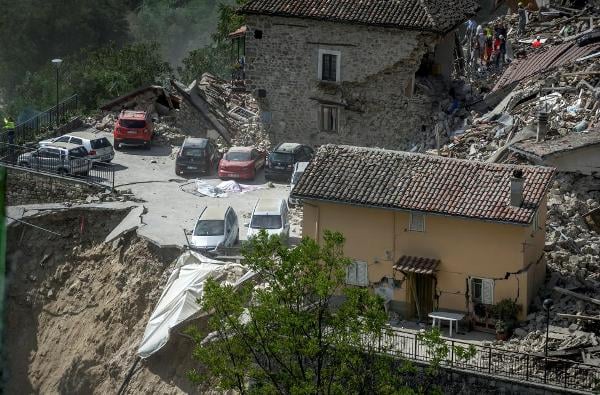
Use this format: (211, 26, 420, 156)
(557, 313, 600, 321)
(553, 287, 600, 306)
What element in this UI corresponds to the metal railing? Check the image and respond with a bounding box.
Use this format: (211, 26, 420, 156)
(0, 142, 114, 190)
(1, 94, 79, 144)
(378, 329, 600, 393)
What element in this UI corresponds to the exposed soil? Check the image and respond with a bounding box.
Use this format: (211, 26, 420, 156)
(4, 208, 202, 394)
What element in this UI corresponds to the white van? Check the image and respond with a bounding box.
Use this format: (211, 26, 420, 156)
(247, 198, 290, 242)
(190, 206, 239, 251)
(288, 161, 309, 206)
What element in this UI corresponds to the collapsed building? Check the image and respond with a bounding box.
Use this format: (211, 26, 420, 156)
(237, 0, 479, 149)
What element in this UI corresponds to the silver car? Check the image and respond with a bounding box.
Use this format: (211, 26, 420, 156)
(18, 142, 92, 175)
(190, 206, 239, 251)
(40, 131, 115, 162)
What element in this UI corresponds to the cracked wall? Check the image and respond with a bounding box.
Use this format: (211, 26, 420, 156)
(245, 15, 446, 149)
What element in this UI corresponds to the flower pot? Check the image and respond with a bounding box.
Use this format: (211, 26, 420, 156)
(496, 332, 509, 341)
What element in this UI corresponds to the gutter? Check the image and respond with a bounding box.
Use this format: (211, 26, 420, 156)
(291, 195, 539, 227)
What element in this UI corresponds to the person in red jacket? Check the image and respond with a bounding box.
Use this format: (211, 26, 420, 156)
(532, 36, 542, 48)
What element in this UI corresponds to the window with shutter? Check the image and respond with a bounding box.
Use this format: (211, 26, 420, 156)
(346, 260, 368, 287)
(409, 212, 425, 232)
(471, 277, 494, 304)
(320, 105, 338, 132)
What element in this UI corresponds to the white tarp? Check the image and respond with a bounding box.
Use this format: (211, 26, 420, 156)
(137, 250, 250, 358)
(195, 179, 263, 198)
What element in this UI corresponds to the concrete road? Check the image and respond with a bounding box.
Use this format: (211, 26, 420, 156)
(100, 132, 298, 248)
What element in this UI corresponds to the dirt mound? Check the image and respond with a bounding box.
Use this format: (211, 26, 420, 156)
(4, 208, 201, 394)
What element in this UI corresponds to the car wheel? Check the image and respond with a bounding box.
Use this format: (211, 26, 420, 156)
(143, 142, 151, 150)
(235, 230, 239, 244)
(114, 141, 121, 150)
(58, 168, 68, 176)
(251, 168, 257, 180)
(17, 161, 28, 167)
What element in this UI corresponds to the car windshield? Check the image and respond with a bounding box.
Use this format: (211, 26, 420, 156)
(68, 147, 88, 158)
(91, 137, 111, 149)
(183, 148, 204, 157)
(251, 215, 282, 230)
(194, 220, 225, 236)
(270, 152, 293, 163)
(226, 151, 251, 161)
(120, 119, 146, 128)
(291, 171, 304, 184)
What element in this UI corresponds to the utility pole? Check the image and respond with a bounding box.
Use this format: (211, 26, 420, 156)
(51, 59, 63, 128)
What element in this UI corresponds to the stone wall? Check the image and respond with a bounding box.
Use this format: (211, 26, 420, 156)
(6, 168, 102, 206)
(174, 98, 211, 137)
(244, 15, 447, 150)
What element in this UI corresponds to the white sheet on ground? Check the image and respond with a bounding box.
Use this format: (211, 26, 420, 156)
(137, 250, 251, 358)
(195, 179, 263, 198)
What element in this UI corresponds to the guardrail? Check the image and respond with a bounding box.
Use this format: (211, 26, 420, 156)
(0, 142, 114, 190)
(1, 94, 79, 144)
(379, 329, 600, 393)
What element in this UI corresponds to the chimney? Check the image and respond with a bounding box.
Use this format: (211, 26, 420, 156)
(510, 169, 524, 207)
(536, 110, 549, 142)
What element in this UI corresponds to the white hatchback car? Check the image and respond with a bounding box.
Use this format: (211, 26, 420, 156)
(190, 206, 239, 251)
(247, 198, 290, 242)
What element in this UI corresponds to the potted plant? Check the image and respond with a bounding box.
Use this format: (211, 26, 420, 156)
(491, 299, 521, 338)
(495, 320, 508, 340)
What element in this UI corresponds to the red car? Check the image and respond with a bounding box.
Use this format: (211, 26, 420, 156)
(218, 146, 265, 180)
(113, 110, 154, 150)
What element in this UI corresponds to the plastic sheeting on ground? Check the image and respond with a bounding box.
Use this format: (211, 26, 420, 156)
(194, 179, 263, 198)
(137, 250, 251, 358)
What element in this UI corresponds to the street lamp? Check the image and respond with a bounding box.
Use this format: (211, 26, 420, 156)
(51, 58, 63, 127)
(543, 298, 554, 383)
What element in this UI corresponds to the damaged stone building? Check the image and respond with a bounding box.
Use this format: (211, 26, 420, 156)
(238, 0, 478, 149)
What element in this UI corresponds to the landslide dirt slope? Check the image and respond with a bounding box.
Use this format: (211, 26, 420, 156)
(4, 208, 201, 394)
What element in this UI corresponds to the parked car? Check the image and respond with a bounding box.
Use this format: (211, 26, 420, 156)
(17, 143, 91, 175)
(190, 206, 239, 251)
(247, 198, 290, 242)
(113, 110, 155, 150)
(288, 161, 309, 206)
(175, 137, 221, 176)
(218, 146, 265, 180)
(40, 131, 114, 162)
(265, 143, 314, 181)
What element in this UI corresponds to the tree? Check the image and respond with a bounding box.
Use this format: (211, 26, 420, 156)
(187, 231, 477, 393)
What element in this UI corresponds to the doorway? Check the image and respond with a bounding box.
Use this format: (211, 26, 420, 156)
(405, 272, 435, 322)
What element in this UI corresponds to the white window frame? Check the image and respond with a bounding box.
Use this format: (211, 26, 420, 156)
(408, 212, 425, 232)
(317, 49, 341, 82)
(346, 260, 368, 287)
(319, 105, 339, 132)
(471, 277, 494, 305)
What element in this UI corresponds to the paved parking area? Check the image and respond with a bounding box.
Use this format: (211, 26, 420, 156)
(100, 131, 299, 248)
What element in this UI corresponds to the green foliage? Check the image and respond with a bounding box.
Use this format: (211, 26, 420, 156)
(490, 298, 520, 322)
(177, 0, 249, 82)
(129, 0, 231, 65)
(8, 42, 172, 115)
(187, 231, 477, 394)
(0, 0, 133, 96)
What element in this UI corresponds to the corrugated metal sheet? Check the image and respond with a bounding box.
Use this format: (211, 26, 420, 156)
(493, 42, 600, 91)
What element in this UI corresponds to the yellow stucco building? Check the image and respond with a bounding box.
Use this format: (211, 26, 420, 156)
(291, 145, 555, 323)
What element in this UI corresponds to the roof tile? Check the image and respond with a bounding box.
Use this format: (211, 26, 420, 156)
(240, 0, 478, 34)
(292, 145, 555, 224)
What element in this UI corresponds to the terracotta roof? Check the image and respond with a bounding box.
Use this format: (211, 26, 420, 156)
(493, 41, 600, 91)
(394, 256, 440, 274)
(510, 129, 600, 159)
(240, 0, 479, 34)
(291, 145, 555, 224)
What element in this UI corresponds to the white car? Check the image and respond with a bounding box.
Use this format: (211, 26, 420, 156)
(40, 131, 115, 162)
(247, 198, 290, 242)
(190, 206, 239, 251)
(288, 161, 308, 206)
